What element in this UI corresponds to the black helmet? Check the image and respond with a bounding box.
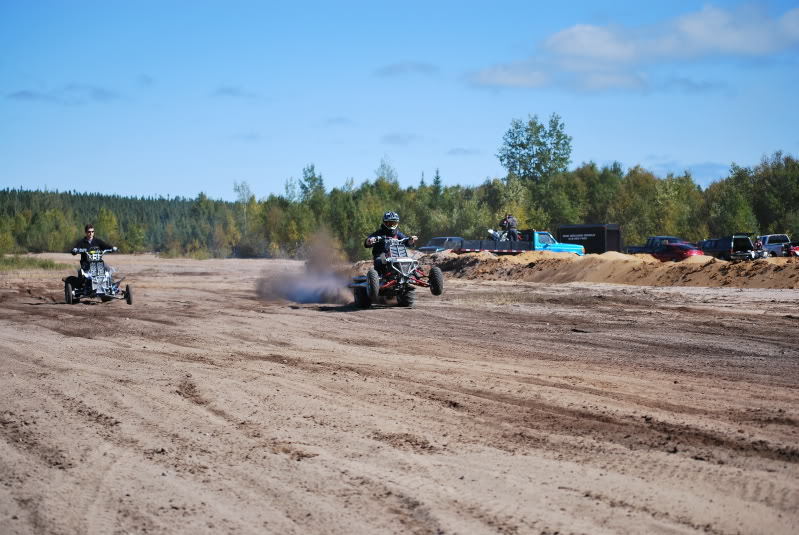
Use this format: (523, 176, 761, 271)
(382, 211, 400, 232)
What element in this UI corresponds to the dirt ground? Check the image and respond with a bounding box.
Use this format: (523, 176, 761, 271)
(1, 253, 797, 534)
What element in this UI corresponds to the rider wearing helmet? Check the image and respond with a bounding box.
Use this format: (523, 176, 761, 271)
(364, 211, 417, 273)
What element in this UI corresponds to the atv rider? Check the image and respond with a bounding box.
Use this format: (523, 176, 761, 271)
(364, 212, 417, 274)
(71, 224, 116, 284)
(499, 213, 519, 241)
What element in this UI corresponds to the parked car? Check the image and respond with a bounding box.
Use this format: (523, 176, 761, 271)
(702, 234, 765, 261)
(784, 243, 799, 257)
(418, 236, 463, 254)
(626, 236, 685, 254)
(696, 239, 713, 251)
(651, 243, 705, 262)
(756, 234, 791, 257)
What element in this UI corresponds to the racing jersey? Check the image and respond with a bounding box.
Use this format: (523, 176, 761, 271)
(364, 228, 412, 258)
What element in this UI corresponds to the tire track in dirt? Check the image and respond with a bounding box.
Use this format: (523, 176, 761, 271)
(3, 257, 798, 534)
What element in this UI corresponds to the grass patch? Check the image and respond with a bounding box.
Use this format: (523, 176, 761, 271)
(0, 255, 70, 271)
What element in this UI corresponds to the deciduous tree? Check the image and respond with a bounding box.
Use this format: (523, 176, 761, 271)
(497, 113, 572, 187)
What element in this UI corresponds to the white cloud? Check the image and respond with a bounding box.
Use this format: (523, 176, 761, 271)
(779, 7, 799, 39)
(546, 24, 637, 62)
(549, 6, 799, 62)
(469, 62, 550, 88)
(667, 5, 784, 56)
(472, 4, 799, 92)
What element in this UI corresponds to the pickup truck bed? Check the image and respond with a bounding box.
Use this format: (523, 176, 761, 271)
(454, 240, 535, 253)
(450, 230, 585, 256)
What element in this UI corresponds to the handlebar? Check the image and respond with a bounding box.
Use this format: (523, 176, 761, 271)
(72, 247, 117, 254)
(367, 235, 418, 245)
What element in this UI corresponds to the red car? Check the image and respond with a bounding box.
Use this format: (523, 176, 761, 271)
(651, 243, 704, 262)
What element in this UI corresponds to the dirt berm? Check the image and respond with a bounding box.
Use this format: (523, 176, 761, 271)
(422, 250, 799, 289)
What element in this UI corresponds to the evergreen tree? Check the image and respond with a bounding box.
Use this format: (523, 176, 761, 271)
(432, 168, 443, 199)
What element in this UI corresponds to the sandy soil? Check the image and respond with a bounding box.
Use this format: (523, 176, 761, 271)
(1, 253, 797, 534)
(422, 250, 799, 289)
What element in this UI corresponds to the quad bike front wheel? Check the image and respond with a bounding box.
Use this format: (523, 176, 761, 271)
(125, 285, 133, 305)
(64, 276, 81, 304)
(429, 266, 444, 296)
(398, 288, 416, 308)
(353, 286, 371, 308)
(366, 270, 380, 304)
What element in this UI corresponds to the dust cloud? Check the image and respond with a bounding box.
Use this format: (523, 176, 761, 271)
(256, 233, 353, 304)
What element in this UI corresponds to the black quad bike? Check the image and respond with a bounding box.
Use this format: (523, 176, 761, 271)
(63, 248, 132, 305)
(349, 237, 444, 308)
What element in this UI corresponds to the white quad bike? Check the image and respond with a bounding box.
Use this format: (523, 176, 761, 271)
(63, 247, 132, 305)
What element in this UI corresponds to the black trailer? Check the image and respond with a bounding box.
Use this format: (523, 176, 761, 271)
(557, 224, 622, 254)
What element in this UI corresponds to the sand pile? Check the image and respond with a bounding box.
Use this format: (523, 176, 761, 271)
(426, 251, 799, 289)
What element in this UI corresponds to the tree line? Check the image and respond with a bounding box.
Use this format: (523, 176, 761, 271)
(1, 114, 797, 260)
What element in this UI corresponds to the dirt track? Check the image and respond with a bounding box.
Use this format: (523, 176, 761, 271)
(1, 254, 798, 534)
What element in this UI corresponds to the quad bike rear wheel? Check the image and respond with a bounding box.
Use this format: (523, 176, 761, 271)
(125, 285, 133, 305)
(366, 270, 380, 304)
(64, 282, 73, 305)
(354, 286, 371, 308)
(429, 266, 444, 296)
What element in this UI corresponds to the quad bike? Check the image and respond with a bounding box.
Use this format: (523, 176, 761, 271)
(349, 237, 444, 308)
(487, 228, 519, 241)
(63, 247, 132, 305)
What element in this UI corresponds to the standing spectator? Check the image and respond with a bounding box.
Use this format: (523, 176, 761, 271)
(499, 213, 519, 241)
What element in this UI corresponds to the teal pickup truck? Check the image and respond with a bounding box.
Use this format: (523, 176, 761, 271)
(454, 230, 585, 256)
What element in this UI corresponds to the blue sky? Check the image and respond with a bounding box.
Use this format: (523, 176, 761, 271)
(2, 1, 798, 201)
